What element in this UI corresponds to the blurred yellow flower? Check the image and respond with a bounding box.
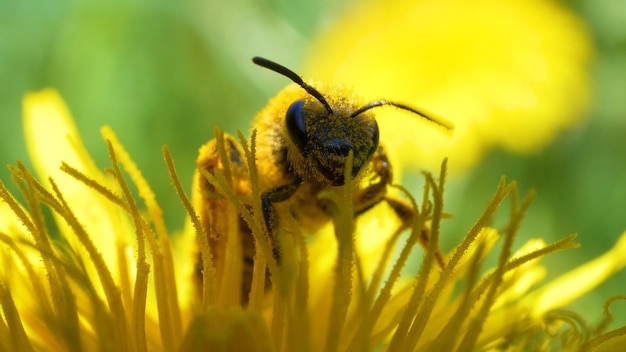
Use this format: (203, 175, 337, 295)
(1, 89, 625, 351)
(304, 0, 593, 174)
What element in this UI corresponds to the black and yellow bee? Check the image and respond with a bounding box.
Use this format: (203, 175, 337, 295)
(193, 57, 453, 303)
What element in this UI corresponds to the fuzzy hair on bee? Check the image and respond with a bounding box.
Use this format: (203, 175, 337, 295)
(192, 57, 453, 304)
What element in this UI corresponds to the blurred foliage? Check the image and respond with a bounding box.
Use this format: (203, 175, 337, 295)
(1, 0, 626, 328)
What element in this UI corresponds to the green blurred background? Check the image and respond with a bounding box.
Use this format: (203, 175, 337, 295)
(1, 0, 625, 330)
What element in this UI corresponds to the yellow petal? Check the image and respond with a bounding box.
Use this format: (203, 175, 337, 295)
(592, 330, 626, 352)
(521, 230, 626, 317)
(22, 89, 133, 287)
(491, 239, 549, 309)
(23, 89, 94, 185)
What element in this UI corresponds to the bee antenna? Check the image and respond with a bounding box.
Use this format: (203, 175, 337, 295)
(350, 100, 454, 130)
(252, 57, 333, 115)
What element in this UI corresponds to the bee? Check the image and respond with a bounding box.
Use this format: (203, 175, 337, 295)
(192, 57, 453, 304)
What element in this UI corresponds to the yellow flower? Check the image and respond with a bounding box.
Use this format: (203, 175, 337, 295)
(1, 89, 625, 351)
(304, 0, 593, 174)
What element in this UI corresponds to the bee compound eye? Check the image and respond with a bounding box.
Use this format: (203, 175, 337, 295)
(285, 99, 308, 153)
(371, 120, 379, 148)
(367, 120, 380, 159)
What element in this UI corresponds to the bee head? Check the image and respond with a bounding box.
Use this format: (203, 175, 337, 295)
(252, 56, 453, 186)
(284, 97, 379, 186)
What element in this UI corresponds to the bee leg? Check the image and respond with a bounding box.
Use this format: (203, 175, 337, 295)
(384, 196, 445, 268)
(261, 178, 301, 263)
(355, 146, 445, 268)
(354, 146, 394, 215)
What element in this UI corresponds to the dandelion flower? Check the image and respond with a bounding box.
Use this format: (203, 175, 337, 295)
(1, 89, 625, 351)
(304, 0, 593, 174)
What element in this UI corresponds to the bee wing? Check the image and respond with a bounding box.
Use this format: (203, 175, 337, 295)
(192, 132, 252, 305)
